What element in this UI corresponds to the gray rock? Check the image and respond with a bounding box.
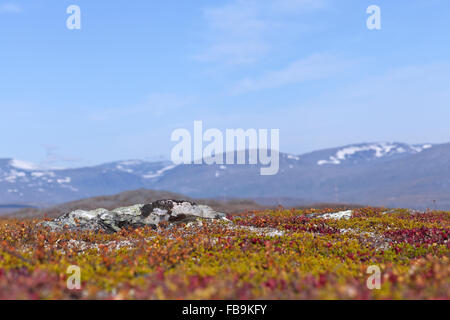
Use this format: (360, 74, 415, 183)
(39, 200, 226, 233)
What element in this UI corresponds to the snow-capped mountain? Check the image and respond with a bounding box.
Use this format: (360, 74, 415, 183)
(0, 158, 173, 205)
(308, 142, 432, 166)
(2, 141, 449, 210)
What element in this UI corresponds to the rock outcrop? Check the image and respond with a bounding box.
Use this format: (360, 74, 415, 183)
(39, 200, 226, 233)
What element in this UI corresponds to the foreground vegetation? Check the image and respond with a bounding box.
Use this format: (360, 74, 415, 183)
(0, 207, 448, 299)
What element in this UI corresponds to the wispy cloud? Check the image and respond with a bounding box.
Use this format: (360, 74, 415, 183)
(0, 3, 22, 14)
(269, 0, 327, 13)
(195, 0, 328, 65)
(232, 53, 355, 94)
(88, 93, 194, 122)
(275, 61, 450, 150)
(39, 145, 85, 169)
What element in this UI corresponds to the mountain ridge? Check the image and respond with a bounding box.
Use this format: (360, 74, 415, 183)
(1, 141, 447, 209)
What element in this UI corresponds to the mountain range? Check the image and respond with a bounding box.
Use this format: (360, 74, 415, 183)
(1, 142, 449, 210)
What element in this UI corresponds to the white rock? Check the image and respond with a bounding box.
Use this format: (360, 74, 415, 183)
(320, 210, 352, 220)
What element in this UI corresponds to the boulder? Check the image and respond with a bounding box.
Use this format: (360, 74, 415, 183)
(39, 200, 226, 233)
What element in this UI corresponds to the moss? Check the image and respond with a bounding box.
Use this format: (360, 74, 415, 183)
(0, 207, 448, 299)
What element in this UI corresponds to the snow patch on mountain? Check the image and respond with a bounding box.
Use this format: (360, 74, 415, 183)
(283, 154, 301, 161)
(118, 160, 143, 166)
(57, 177, 71, 184)
(9, 159, 40, 171)
(411, 144, 432, 153)
(2, 169, 27, 183)
(143, 164, 178, 179)
(317, 143, 433, 166)
(114, 160, 147, 173)
(116, 165, 134, 173)
(31, 171, 55, 178)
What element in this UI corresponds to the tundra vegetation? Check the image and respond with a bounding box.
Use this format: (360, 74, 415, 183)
(0, 207, 448, 299)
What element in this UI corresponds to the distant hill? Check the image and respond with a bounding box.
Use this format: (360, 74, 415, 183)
(8, 189, 269, 219)
(1, 141, 449, 210)
(0, 204, 38, 215)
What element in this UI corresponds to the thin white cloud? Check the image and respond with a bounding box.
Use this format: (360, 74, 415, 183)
(270, 0, 328, 13)
(39, 145, 84, 169)
(195, 1, 268, 65)
(195, 0, 328, 65)
(276, 61, 450, 150)
(232, 53, 355, 94)
(88, 93, 194, 122)
(0, 3, 22, 14)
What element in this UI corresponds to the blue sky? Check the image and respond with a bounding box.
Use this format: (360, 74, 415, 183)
(1, 0, 449, 168)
